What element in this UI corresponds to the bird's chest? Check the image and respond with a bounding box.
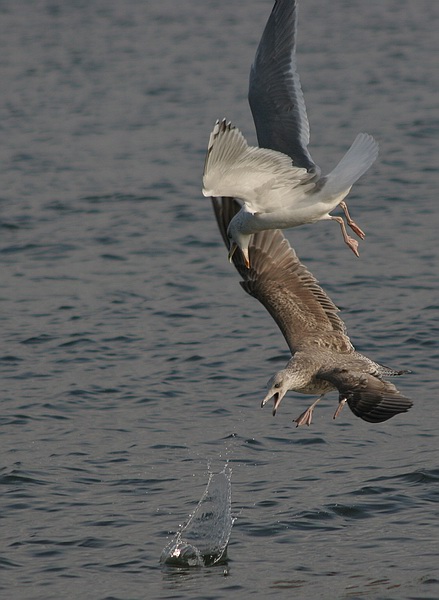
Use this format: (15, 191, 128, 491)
(253, 203, 323, 229)
(298, 378, 335, 395)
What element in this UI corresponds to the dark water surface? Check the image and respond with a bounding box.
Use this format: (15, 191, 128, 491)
(1, 1, 438, 599)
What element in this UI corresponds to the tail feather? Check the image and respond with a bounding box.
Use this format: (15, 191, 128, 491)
(322, 133, 379, 197)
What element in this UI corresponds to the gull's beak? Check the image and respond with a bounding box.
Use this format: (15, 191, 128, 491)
(228, 243, 251, 269)
(261, 391, 284, 417)
(228, 242, 238, 263)
(242, 248, 250, 269)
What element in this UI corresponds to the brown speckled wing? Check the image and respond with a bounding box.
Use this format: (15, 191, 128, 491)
(211, 197, 353, 355)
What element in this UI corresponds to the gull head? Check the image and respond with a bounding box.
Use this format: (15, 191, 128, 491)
(261, 369, 292, 416)
(226, 218, 251, 269)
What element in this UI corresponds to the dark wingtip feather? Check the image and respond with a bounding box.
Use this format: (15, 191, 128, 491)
(345, 389, 413, 423)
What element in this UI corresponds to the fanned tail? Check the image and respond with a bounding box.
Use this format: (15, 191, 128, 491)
(322, 133, 379, 197)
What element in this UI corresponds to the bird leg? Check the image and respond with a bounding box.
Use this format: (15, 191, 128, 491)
(293, 396, 323, 427)
(339, 201, 365, 240)
(333, 397, 347, 420)
(330, 215, 360, 257)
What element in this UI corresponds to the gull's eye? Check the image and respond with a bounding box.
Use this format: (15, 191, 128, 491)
(274, 383, 281, 389)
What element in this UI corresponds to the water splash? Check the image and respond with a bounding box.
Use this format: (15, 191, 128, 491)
(160, 466, 233, 567)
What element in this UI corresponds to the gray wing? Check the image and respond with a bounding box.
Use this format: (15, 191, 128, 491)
(248, 0, 318, 173)
(318, 368, 413, 423)
(212, 197, 352, 355)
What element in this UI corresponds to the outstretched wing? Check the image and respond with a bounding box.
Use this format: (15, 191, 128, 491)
(203, 120, 312, 213)
(249, 0, 317, 173)
(211, 197, 352, 355)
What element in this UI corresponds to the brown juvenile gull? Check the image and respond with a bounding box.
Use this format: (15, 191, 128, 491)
(211, 196, 412, 426)
(203, 0, 378, 268)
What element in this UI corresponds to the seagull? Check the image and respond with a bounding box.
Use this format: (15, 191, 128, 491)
(203, 0, 379, 268)
(203, 119, 378, 268)
(211, 196, 412, 426)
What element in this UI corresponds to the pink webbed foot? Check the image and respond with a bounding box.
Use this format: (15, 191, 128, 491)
(331, 215, 360, 257)
(294, 406, 314, 427)
(339, 201, 365, 240)
(348, 221, 365, 241)
(333, 398, 347, 420)
(293, 397, 322, 427)
(345, 236, 360, 258)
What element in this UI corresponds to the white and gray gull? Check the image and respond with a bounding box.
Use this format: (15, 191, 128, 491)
(212, 196, 413, 426)
(203, 0, 379, 268)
